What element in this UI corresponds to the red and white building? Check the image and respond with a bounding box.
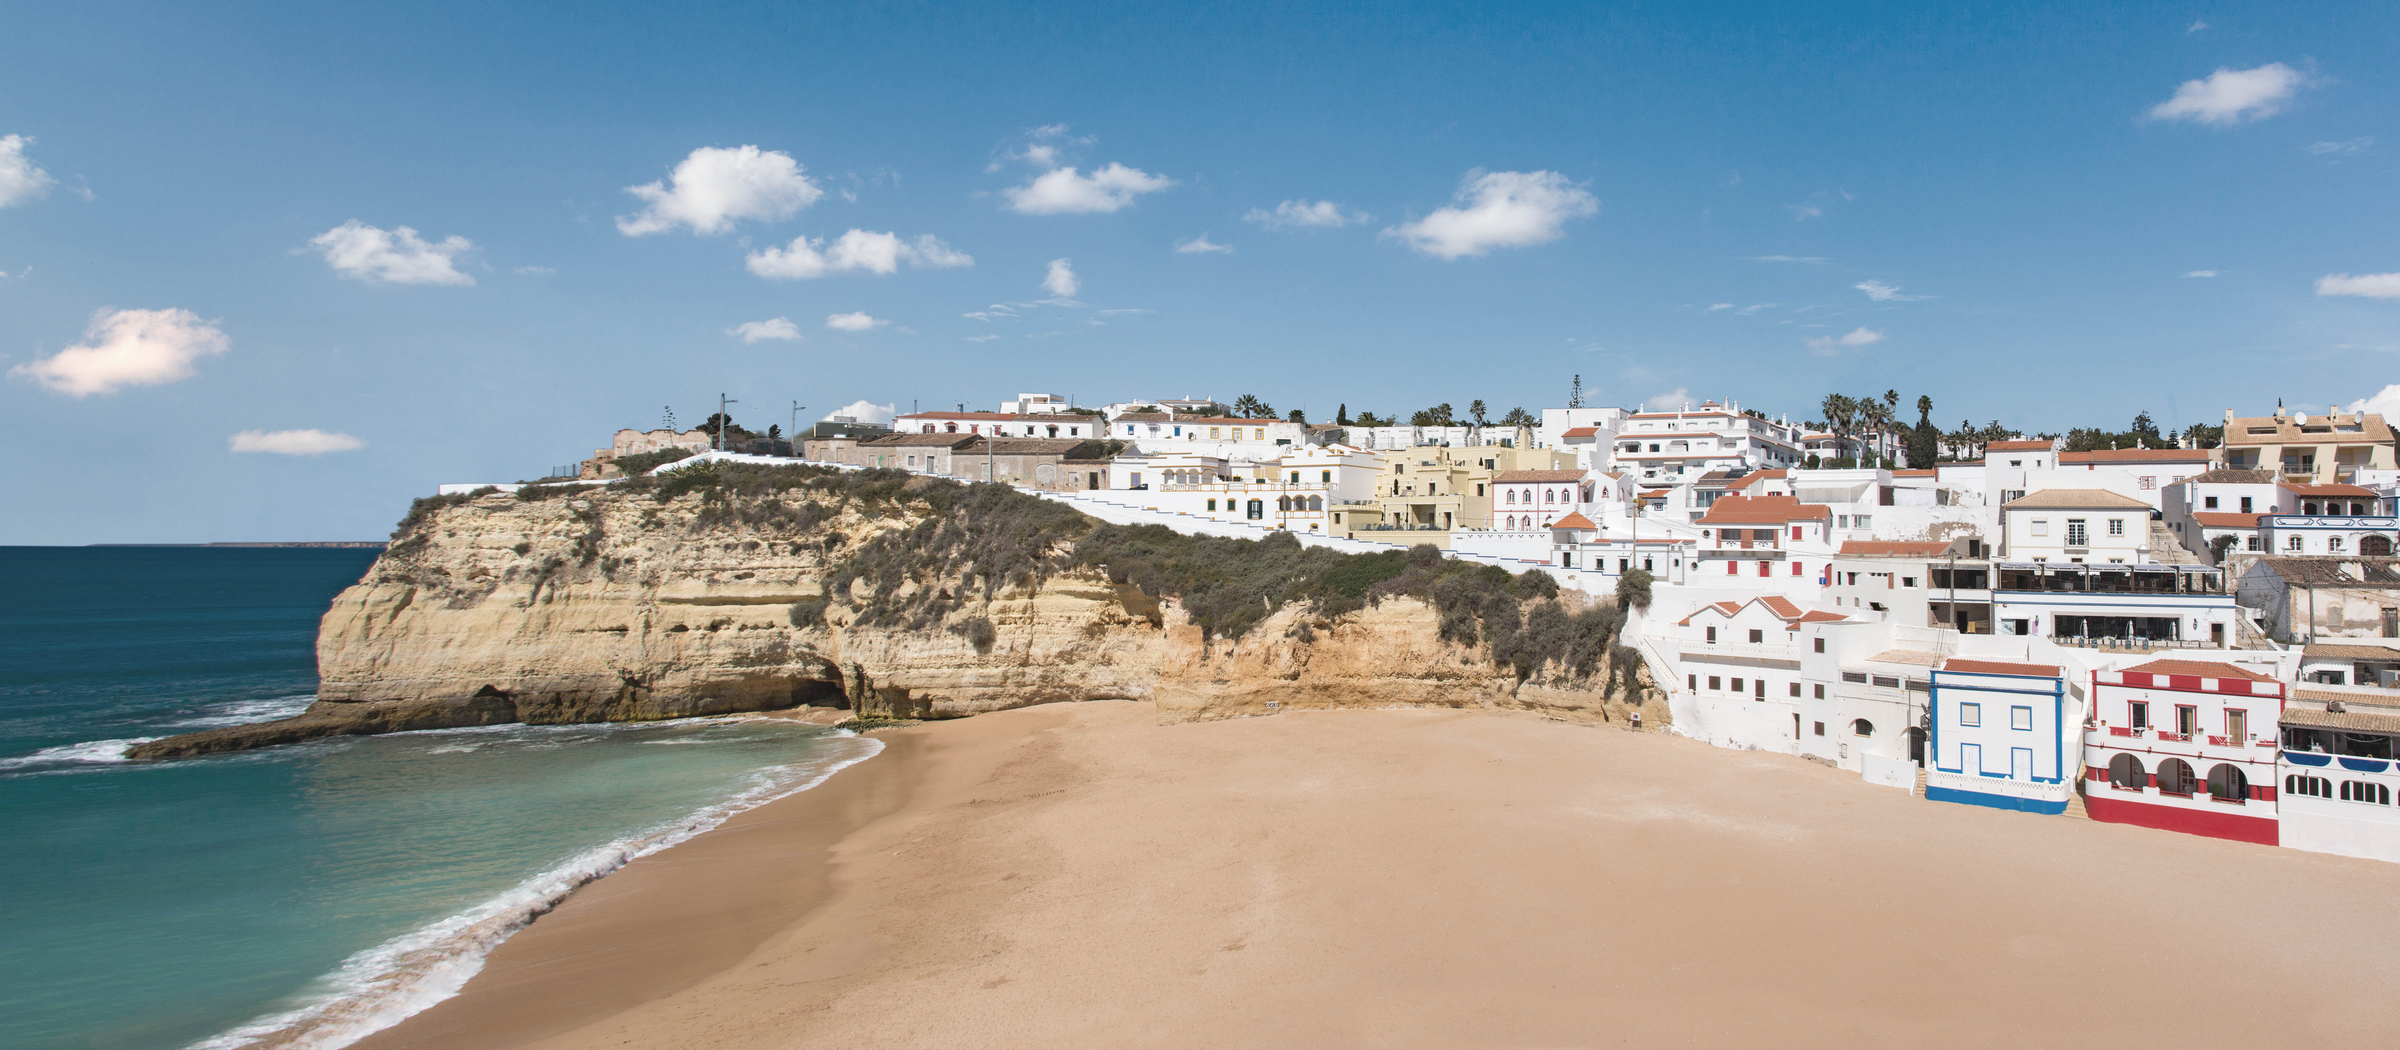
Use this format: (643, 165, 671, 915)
(2083, 658, 2288, 845)
(1692, 494, 1836, 586)
(1490, 469, 1588, 531)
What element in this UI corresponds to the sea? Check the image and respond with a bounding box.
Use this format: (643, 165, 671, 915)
(0, 546, 879, 1050)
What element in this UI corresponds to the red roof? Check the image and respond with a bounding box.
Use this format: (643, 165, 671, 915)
(1726, 469, 1788, 491)
(1942, 658, 2062, 678)
(2282, 483, 2377, 497)
(2191, 512, 2263, 529)
(1986, 440, 2053, 452)
(1892, 469, 1937, 477)
(1758, 595, 1803, 618)
(1791, 610, 1849, 624)
(2059, 449, 2212, 465)
(1679, 596, 1846, 626)
(1677, 601, 1743, 626)
(1559, 426, 1601, 438)
(1550, 511, 1597, 530)
(1838, 540, 1954, 557)
(2119, 658, 2276, 682)
(1697, 494, 1831, 524)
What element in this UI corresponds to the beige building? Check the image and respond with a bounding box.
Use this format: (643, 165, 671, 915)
(2221, 407, 2397, 483)
(580, 427, 714, 478)
(2000, 489, 2153, 563)
(1333, 444, 1574, 546)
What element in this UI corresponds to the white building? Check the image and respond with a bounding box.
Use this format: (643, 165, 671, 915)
(1098, 444, 1384, 536)
(893, 410, 1101, 439)
(1925, 658, 2075, 815)
(1612, 401, 1804, 486)
(1537, 407, 1626, 456)
(1109, 413, 1308, 455)
(2000, 489, 2152, 563)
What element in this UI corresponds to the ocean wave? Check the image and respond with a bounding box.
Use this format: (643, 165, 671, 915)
(191, 731, 885, 1050)
(0, 736, 162, 772)
(171, 695, 319, 729)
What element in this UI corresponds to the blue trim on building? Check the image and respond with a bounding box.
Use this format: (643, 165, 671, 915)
(2286, 751, 2332, 767)
(1924, 784, 2070, 815)
(2339, 757, 2391, 773)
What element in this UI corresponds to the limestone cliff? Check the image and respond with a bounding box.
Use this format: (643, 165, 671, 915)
(132, 468, 1660, 758)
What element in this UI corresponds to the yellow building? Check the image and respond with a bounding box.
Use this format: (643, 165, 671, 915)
(2222, 407, 2396, 483)
(1331, 444, 1575, 547)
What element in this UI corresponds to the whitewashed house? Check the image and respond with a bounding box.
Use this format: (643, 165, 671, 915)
(1925, 657, 2075, 815)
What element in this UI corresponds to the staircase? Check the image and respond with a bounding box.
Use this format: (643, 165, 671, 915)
(1913, 767, 1927, 798)
(2149, 522, 2204, 564)
(2063, 788, 2089, 820)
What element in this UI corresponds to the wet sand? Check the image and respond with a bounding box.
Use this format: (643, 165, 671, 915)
(360, 701, 2400, 1048)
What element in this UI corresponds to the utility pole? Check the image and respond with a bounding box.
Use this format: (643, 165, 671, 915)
(716, 393, 738, 451)
(790, 401, 804, 457)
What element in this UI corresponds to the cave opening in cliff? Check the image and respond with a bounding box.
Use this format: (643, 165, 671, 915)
(792, 677, 849, 709)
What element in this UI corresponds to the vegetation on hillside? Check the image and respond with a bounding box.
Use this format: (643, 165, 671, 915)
(386, 461, 1646, 689)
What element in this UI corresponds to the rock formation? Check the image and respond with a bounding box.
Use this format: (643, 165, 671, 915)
(132, 468, 1661, 758)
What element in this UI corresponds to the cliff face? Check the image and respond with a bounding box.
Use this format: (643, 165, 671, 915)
(131, 474, 1660, 758)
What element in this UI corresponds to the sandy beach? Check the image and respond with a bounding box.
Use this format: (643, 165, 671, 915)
(358, 701, 2400, 1049)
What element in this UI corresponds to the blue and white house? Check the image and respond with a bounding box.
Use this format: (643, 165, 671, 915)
(1926, 658, 2074, 814)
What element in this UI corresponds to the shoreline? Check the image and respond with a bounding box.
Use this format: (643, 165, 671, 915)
(360, 700, 2400, 1048)
(344, 726, 922, 1050)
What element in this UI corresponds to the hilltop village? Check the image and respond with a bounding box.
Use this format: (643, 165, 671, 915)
(517, 388, 2400, 863)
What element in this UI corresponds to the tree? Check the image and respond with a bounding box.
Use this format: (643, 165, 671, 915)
(767, 423, 782, 439)
(2131, 411, 2160, 439)
(1498, 407, 1537, 428)
(1354, 410, 1392, 427)
(1286, 408, 1307, 424)
(696, 411, 736, 437)
(1411, 403, 1456, 427)
(2183, 422, 2223, 449)
(1615, 567, 1653, 611)
(2209, 534, 2240, 563)
(1819, 394, 1856, 464)
(1907, 395, 1939, 468)
(1233, 394, 1268, 418)
(1468, 400, 1489, 426)
(1336, 403, 1351, 427)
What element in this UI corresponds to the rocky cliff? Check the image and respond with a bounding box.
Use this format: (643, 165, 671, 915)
(132, 466, 1660, 758)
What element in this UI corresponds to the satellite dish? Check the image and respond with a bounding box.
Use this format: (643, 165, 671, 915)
(2294, 413, 2310, 426)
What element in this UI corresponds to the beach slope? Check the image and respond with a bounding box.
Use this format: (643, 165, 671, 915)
(362, 702, 2400, 1048)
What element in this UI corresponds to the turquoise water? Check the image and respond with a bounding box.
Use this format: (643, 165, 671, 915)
(0, 547, 875, 1050)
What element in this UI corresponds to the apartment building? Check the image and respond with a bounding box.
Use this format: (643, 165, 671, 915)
(1612, 401, 1804, 486)
(2000, 490, 2151, 563)
(2221, 406, 2398, 483)
(1333, 443, 1573, 546)
(1691, 494, 1835, 587)
(893, 410, 1101, 439)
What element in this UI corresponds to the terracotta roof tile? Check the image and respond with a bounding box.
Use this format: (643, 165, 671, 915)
(1559, 427, 1601, 438)
(1838, 540, 1954, 557)
(2282, 483, 2379, 497)
(2059, 449, 2212, 465)
(1986, 440, 2055, 451)
(2001, 488, 2151, 510)
(2190, 513, 2263, 528)
(2118, 659, 2278, 682)
(1550, 511, 1597, 530)
(1697, 494, 1832, 524)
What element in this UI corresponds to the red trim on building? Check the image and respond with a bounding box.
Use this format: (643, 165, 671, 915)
(2082, 793, 2279, 845)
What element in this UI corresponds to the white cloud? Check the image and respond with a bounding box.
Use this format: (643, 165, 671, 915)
(1244, 199, 1366, 229)
(513, 265, 555, 275)
(1385, 169, 1597, 259)
(1707, 303, 1734, 311)
(1643, 388, 1692, 411)
(964, 334, 1000, 342)
(2184, 270, 2219, 278)
(1787, 204, 1824, 221)
(10, 307, 229, 397)
(2188, 19, 2208, 32)
(2149, 63, 2306, 125)
(617, 145, 822, 236)
(307, 221, 475, 286)
(228, 429, 364, 455)
(727, 317, 803, 343)
(1043, 257, 1079, 297)
(2317, 272, 2400, 299)
(1174, 233, 1233, 254)
(0, 134, 56, 207)
(2309, 137, 2374, 156)
(745, 231, 972, 279)
(1735, 303, 1777, 315)
(2346, 385, 2400, 419)
(825, 311, 887, 331)
(1002, 162, 1175, 214)
(1855, 279, 1931, 302)
(823, 400, 896, 424)
(1751, 255, 1828, 264)
(1806, 327, 1884, 355)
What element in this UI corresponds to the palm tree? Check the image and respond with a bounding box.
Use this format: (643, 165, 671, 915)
(1232, 394, 1267, 418)
(1468, 400, 1488, 426)
(1820, 393, 1856, 464)
(1498, 407, 1536, 427)
(1853, 395, 1891, 467)
(1882, 390, 1901, 463)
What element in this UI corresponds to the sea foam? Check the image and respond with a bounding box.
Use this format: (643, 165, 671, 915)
(190, 729, 883, 1050)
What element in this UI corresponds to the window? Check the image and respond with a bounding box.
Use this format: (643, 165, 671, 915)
(1322, 471, 1332, 483)
(1852, 719, 1873, 737)
(2227, 710, 2247, 742)
(1814, 684, 1826, 699)
(2066, 520, 2088, 546)
(2031, 519, 2049, 537)
(1813, 638, 1825, 654)
(2288, 534, 2305, 551)
(2331, 536, 2347, 553)
(1688, 674, 1697, 691)
(1730, 677, 1745, 692)
(1755, 679, 1766, 699)
(1792, 561, 1805, 576)
(1789, 682, 1802, 698)
(2176, 705, 2197, 736)
(2204, 496, 2219, 509)
(1842, 672, 1867, 684)
(1727, 561, 1739, 575)
(2239, 496, 2253, 513)
(1207, 499, 1217, 511)
(1706, 626, 1717, 643)
(1209, 428, 1220, 439)
(2342, 781, 2392, 805)
(1245, 499, 1264, 520)
(1854, 515, 1871, 529)
(1506, 490, 1516, 504)
(1902, 577, 1917, 588)
(1254, 428, 1265, 440)
(2287, 774, 2330, 798)
(1959, 702, 1982, 727)
(2010, 706, 2033, 730)
(1791, 526, 1803, 540)
(1872, 675, 1899, 688)
(1812, 721, 1825, 736)
(2129, 701, 2149, 730)
(1748, 629, 1764, 643)
(1708, 676, 1722, 691)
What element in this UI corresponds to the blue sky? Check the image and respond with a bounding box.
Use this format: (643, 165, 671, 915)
(2, 1, 2395, 543)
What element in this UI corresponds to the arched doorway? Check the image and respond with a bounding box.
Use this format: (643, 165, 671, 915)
(2156, 758, 2197, 796)
(1851, 719, 1874, 738)
(1906, 726, 1926, 764)
(2365, 535, 2394, 557)
(2108, 753, 2147, 791)
(2207, 763, 2249, 804)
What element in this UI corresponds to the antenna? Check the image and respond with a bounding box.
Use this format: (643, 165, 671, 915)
(1567, 374, 1585, 410)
